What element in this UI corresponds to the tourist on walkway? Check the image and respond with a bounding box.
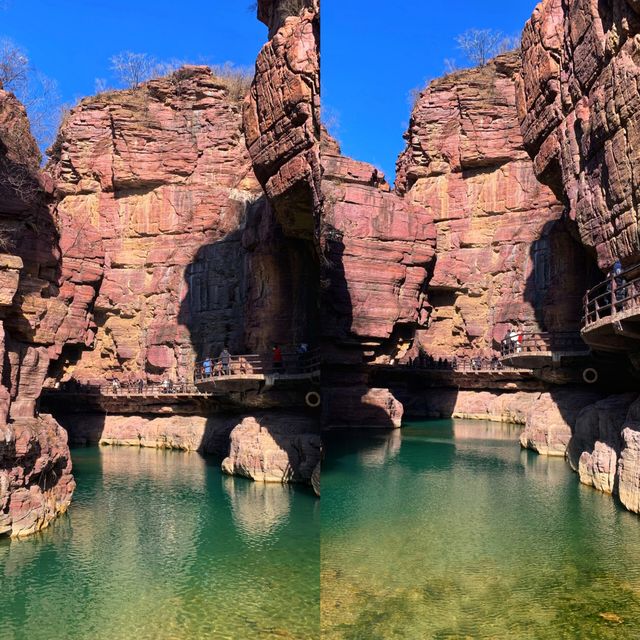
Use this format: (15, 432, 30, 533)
(273, 344, 283, 372)
(137, 378, 144, 393)
(203, 357, 212, 378)
(613, 260, 627, 311)
(220, 347, 231, 375)
(111, 379, 120, 394)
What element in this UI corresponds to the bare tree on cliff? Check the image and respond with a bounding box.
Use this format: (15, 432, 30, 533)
(456, 29, 506, 66)
(0, 38, 29, 92)
(0, 38, 60, 155)
(110, 52, 159, 89)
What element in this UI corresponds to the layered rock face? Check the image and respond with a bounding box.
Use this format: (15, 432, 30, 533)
(566, 393, 640, 514)
(0, 88, 75, 537)
(517, 0, 640, 269)
(320, 135, 436, 427)
(0, 416, 74, 537)
(322, 139, 436, 360)
(245, 0, 321, 238)
(48, 67, 263, 384)
(46, 62, 322, 485)
(396, 53, 593, 360)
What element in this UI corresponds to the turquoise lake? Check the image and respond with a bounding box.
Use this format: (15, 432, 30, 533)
(0, 447, 319, 640)
(321, 420, 640, 639)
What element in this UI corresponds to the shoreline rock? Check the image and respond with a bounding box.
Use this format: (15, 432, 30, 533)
(0, 415, 75, 538)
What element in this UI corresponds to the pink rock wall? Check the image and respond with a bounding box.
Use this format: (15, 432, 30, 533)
(47, 67, 263, 384)
(245, 0, 321, 238)
(396, 53, 590, 360)
(0, 88, 76, 536)
(322, 142, 436, 360)
(517, 0, 640, 269)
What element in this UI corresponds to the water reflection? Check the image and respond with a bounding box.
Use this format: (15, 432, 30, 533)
(358, 429, 402, 467)
(451, 419, 522, 441)
(322, 420, 640, 640)
(223, 476, 292, 542)
(0, 447, 319, 640)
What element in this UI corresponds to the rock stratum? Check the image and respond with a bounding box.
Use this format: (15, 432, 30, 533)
(517, 0, 640, 269)
(396, 52, 594, 360)
(0, 87, 75, 537)
(511, 0, 640, 515)
(48, 66, 263, 383)
(320, 134, 435, 428)
(43, 6, 322, 488)
(245, 0, 321, 239)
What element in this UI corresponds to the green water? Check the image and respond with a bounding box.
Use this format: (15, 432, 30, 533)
(322, 420, 640, 640)
(0, 447, 319, 640)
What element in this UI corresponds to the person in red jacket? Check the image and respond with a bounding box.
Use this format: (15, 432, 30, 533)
(273, 344, 283, 371)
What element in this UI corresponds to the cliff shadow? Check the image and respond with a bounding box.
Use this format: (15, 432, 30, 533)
(178, 195, 319, 370)
(522, 218, 600, 336)
(177, 195, 321, 477)
(320, 223, 402, 430)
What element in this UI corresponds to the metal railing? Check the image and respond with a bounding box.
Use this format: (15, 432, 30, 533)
(500, 331, 588, 357)
(582, 266, 640, 330)
(405, 357, 527, 373)
(46, 382, 209, 396)
(194, 348, 320, 382)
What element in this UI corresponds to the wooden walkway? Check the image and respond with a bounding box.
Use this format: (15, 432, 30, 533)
(499, 331, 590, 368)
(194, 350, 321, 391)
(582, 264, 640, 351)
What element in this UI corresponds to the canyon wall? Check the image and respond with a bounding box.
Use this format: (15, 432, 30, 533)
(517, 0, 640, 270)
(44, 3, 323, 486)
(47, 67, 263, 385)
(396, 52, 594, 361)
(0, 88, 75, 537)
(514, 0, 640, 514)
(320, 134, 435, 427)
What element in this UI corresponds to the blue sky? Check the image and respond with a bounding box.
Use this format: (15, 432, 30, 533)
(1, 0, 266, 110)
(322, 0, 540, 182)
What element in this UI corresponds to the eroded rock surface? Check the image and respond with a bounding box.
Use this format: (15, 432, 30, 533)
(245, 0, 321, 237)
(396, 53, 592, 359)
(48, 67, 262, 384)
(322, 142, 436, 358)
(520, 388, 604, 456)
(0, 87, 75, 537)
(319, 132, 435, 428)
(221, 414, 320, 483)
(0, 416, 75, 538)
(517, 0, 640, 268)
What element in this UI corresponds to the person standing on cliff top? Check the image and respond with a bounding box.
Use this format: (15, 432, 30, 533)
(220, 347, 231, 375)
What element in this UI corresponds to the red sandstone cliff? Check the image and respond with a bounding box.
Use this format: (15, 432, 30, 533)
(396, 52, 595, 360)
(517, 0, 640, 269)
(319, 134, 436, 427)
(43, 8, 322, 487)
(514, 0, 640, 514)
(47, 67, 263, 384)
(244, 0, 321, 239)
(0, 88, 74, 537)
